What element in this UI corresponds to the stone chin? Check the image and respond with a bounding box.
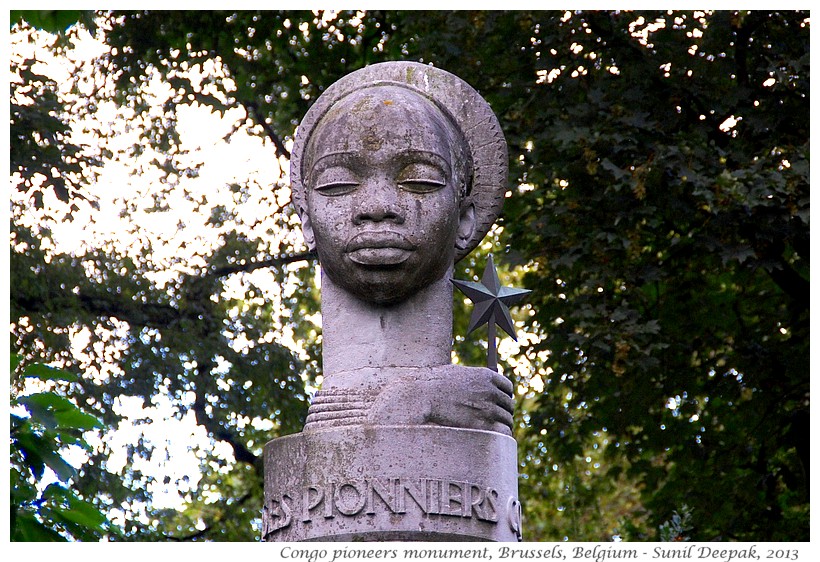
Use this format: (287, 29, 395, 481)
(321, 255, 451, 306)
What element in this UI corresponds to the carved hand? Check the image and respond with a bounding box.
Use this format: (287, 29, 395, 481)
(368, 365, 515, 436)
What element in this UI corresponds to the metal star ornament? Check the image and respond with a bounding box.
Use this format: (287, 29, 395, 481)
(452, 254, 531, 371)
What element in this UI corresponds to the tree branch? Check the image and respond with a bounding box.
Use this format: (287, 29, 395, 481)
(747, 235, 809, 311)
(764, 260, 809, 311)
(244, 100, 291, 160)
(13, 286, 184, 331)
(732, 11, 769, 88)
(191, 367, 261, 473)
(12, 250, 315, 331)
(208, 250, 316, 279)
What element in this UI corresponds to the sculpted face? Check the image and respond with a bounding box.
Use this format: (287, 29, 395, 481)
(301, 86, 475, 305)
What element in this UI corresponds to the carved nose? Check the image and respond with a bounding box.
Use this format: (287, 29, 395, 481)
(354, 204, 403, 224)
(353, 183, 405, 225)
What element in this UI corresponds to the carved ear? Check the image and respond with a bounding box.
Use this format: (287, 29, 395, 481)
(300, 210, 316, 252)
(455, 202, 476, 252)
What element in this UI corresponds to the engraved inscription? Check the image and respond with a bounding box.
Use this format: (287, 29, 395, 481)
(367, 478, 398, 514)
(335, 482, 367, 515)
(263, 477, 506, 539)
(507, 496, 523, 541)
(301, 485, 324, 522)
(261, 493, 293, 537)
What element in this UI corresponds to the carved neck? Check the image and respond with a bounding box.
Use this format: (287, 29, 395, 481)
(320, 268, 454, 377)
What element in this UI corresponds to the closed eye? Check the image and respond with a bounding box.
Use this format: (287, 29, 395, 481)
(398, 178, 447, 193)
(397, 162, 447, 193)
(315, 180, 359, 196)
(313, 165, 359, 196)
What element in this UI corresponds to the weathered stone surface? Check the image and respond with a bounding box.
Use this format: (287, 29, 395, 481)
(263, 61, 520, 542)
(290, 61, 508, 265)
(263, 426, 521, 542)
(319, 271, 454, 377)
(305, 363, 514, 437)
(299, 84, 473, 306)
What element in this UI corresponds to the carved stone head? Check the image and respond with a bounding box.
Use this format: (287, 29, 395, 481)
(290, 62, 507, 305)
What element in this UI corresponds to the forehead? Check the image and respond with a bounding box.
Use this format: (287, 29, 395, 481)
(307, 86, 455, 159)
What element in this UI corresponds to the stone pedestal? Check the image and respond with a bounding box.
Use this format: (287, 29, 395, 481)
(262, 425, 521, 541)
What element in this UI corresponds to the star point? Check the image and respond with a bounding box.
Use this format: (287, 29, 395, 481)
(452, 254, 531, 370)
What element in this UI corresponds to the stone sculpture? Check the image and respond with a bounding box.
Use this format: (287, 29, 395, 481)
(263, 61, 522, 541)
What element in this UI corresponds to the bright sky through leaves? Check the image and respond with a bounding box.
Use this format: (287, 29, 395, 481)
(10, 24, 294, 517)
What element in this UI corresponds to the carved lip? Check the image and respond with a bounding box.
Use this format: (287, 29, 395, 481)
(346, 232, 416, 266)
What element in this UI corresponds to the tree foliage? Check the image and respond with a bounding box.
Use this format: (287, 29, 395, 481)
(10, 355, 119, 541)
(10, 10, 808, 541)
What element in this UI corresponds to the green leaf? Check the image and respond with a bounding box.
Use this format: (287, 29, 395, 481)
(40, 448, 78, 482)
(11, 512, 67, 542)
(10, 465, 38, 505)
(17, 397, 58, 429)
(42, 484, 108, 536)
(62, 498, 108, 531)
(19, 391, 102, 434)
(54, 408, 104, 431)
(13, 424, 77, 482)
(11, 10, 90, 33)
(19, 392, 74, 423)
(23, 362, 78, 382)
(14, 431, 48, 480)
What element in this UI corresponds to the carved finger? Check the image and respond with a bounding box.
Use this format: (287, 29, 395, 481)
(491, 402, 514, 430)
(492, 422, 513, 437)
(491, 371, 514, 396)
(490, 387, 515, 415)
(428, 396, 513, 436)
(467, 403, 512, 436)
